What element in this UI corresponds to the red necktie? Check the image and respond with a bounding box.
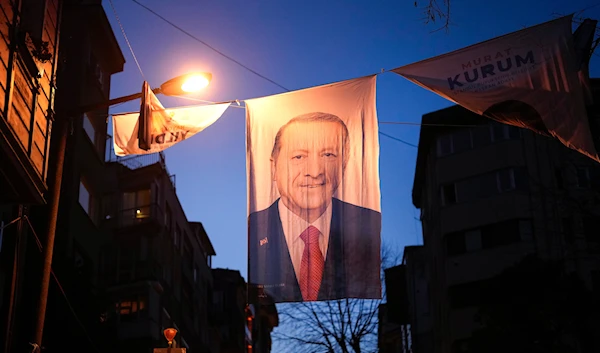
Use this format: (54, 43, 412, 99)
(299, 226, 324, 301)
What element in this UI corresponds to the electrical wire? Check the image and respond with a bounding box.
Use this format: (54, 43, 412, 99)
(109, 0, 146, 80)
(378, 131, 418, 148)
(130, 0, 291, 92)
(22, 216, 104, 353)
(121, 1, 462, 147)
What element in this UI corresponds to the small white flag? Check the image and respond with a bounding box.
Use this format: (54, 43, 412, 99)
(112, 82, 230, 156)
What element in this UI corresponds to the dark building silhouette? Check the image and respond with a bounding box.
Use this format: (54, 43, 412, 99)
(97, 152, 216, 352)
(248, 296, 278, 353)
(209, 268, 279, 353)
(0, 2, 278, 353)
(211, 268, 248, 353)
(390, 100, 600, 353)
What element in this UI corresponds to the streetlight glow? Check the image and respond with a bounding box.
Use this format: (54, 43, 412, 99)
(181, 74, 210, 92)
(159, 72, 212, 96)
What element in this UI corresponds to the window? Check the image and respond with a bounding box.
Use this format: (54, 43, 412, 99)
(122, 189, 151, 224)
(441, 184, 457, 205)
(89, 53, 105, 91)
(79, 180, 91, 214)
(436, 129, 473, 157)
(452, 129, 473, 153)
(437, 134, 452, 156)
(83, 113, 96, 145)
(165, 204, 172, 232)
(183, 238, 193, 270)
(445, 219, 531, 256)
(496, 169, 514, 192)
(446, 232, 466, 255)
(490, 123, 521, 142)
(437, 123, 521, 158)
(441, 168, 528, 206)
(116, 296, 147, 322)
(174, 225, 180, 248)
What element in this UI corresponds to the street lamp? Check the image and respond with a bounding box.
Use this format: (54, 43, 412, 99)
(32, 72, 211, 350)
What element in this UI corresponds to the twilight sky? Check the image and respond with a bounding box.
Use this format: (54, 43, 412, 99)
(102, 0, 600, 278)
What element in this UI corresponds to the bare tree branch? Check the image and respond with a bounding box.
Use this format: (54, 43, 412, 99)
(273, 244, 402, 352)
(415, 0, 451, 32)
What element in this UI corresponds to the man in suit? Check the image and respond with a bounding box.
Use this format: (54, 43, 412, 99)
(248, 112, 381, 304)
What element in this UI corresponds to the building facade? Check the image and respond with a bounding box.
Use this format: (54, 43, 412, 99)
(0, 3, 279, 352)
(98, 152, 216, 352)
(0, 0, 61, 204)
(403, 104, 600, 353)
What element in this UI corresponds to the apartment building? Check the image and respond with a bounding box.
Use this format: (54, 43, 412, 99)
(400, 103, 600, 353)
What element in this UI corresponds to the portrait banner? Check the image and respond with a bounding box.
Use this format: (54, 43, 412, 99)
(112, 82, 230, 156)
(393, 15, 599, 163)
(245, 75, 382, 304)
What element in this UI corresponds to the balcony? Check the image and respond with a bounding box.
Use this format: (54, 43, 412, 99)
(109, 151, 177, 191)
(104, 203, 165, 235)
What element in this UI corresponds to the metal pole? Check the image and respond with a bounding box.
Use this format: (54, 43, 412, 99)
(33, 115, 69, 347)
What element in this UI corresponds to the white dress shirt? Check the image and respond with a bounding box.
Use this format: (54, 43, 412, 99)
(279, 200, 332, 283)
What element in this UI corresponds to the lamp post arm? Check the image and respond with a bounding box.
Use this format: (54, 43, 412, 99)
(75, 87, 162, 115)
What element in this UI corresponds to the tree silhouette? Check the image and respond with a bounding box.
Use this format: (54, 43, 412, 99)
(272, 245, 401, 353)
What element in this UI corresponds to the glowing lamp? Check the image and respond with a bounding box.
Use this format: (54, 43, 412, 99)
(164, 328, 177, 346)
(159, 72, 212, 96)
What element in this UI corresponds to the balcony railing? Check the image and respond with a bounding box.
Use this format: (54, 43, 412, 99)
(106, 139, 177, 190)
(105, 203, 165, 229)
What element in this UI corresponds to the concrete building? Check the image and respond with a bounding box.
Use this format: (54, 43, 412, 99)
(403, 103, 600, 353)
(211, 268, 248, 353)
(99, 152, 216, 352)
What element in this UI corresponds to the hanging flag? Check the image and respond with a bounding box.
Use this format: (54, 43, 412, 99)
(393, 15, 599, 162)
(138, 80, 155, 151)
(572, 18, 598, 106)
(245, 76, 382, 304)
(112, 84, 230, 156)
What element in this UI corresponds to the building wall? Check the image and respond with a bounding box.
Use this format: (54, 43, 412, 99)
(0, 0, 61, 203)
(411, 105, 600, 353)
(99, 154, 216, 353)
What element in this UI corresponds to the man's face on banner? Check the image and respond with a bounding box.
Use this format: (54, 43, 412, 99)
(272, 120, 344, 220)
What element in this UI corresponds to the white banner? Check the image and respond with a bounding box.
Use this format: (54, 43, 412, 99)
(246, 76, 382, 303)
(112, 85, 229, 156)
(393, 15, 599, 162)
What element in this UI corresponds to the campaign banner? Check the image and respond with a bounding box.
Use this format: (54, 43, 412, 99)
(112, 82, 229, 156)
(393, 15, 599, 162)
(245, 76, 382, 304)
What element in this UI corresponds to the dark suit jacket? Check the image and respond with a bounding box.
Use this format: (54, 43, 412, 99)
(248, 198, 381, 304)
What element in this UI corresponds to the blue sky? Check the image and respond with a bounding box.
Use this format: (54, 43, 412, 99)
(102, 0, 600, 278)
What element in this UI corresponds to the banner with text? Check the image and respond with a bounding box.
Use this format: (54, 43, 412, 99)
(393, 15, 599, 162)
(245, 76, 382, 304)
(112, 82, 229, 156)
